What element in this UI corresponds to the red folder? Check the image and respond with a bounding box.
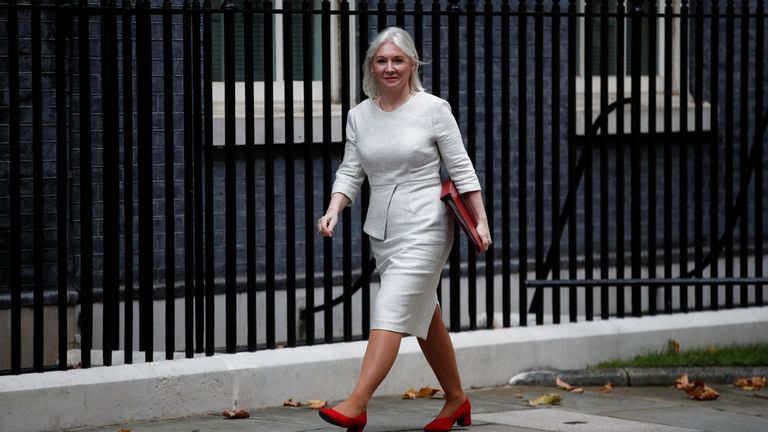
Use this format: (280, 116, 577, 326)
(440, 180, 484, 253)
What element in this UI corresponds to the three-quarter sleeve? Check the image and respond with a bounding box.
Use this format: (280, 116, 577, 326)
(331, 110, 366, 205)
(432, 99, 482, 194)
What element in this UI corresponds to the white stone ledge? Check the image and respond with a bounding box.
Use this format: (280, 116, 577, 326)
(1, 306, 767, 432)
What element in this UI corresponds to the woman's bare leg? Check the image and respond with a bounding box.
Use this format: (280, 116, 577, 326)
(418, 307, 467, 418)
(332, 329, 403, 417)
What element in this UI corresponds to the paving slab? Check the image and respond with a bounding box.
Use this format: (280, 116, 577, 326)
(67, 383, 768, 432)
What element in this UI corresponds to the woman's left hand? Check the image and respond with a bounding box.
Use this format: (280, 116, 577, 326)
(476, 219, 492, 252)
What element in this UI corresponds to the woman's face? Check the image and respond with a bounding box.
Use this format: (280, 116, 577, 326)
(371, 41, 414, 95)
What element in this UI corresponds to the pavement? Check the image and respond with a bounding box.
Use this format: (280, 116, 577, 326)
(68, 368, 768, 432)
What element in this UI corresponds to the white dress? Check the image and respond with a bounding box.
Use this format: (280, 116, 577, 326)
(331, 91, 481, 340)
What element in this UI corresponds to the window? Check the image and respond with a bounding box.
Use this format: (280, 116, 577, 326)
(210, 0, 354, 145)
(576, 0, 710, 135)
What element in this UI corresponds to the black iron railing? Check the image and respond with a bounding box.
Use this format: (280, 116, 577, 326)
(1, 0, 766, 375)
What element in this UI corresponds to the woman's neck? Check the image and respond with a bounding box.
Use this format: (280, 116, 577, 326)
(376, 89, 414, 112)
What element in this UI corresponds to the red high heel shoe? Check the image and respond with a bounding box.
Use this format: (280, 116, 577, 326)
(423, 398, 471, 431)
(318, 406, 367, 432)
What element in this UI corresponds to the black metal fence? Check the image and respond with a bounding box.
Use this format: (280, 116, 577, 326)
(1, 0, 766, 375)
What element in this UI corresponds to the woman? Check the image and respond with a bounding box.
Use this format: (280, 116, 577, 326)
(316, 27, 492, 432)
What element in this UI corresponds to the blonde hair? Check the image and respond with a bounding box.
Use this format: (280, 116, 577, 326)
(362, 27, 424, 98)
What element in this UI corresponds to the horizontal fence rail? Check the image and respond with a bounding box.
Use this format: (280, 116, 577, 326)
(0, 0, 766, 375)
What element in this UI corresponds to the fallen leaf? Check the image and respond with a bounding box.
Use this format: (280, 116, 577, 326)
(527, 393, 562, 406)
(307, 400, 328, 409)
(515, 393, 525, 399)
(118, 429, 131, 432)
(555, 377, 584, 393)
(556, 377, 574, 391)
(417, 387, 442, 398)
(599, 382, 615, 394)
(222, 408, 250, 419)
(675, 374, 693, 390)
(733, 376, 767, 391)
(403, 388, 418, 399)
(685, 380, 719, 401)
(667, 339, 681, 354)
(283, 398, 302, 408)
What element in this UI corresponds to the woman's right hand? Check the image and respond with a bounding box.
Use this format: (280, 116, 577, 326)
(317, 211, 339, 237)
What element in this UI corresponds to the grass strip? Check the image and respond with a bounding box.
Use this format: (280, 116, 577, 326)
(592, 343, 768, 369)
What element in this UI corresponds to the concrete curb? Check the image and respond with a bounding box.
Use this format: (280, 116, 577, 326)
(509, 366, 768, 387)
(2, 307, 767, 432)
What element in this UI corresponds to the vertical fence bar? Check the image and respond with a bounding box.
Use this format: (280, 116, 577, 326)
(663, 0, 673, 313)
(223, 0, 238, 353)
(283, 0, 298, 347)
(500, 0, 511, 328)
(599, 0, 610, 319)
(203, 0, 215, 355)
(679, 0, 689, 312)
(122, 0, 135, 363)
(484, 0, 497, 329)
(448, 0, 462, 332)
(162, 0, 176, 360)
(244, 0, 258, 351)
(710, 0, 720, 310)
(103, 0, 121, 364)
(431, 0, 441, 98)
(550, 0, 561, 324)
(534, 0, 544, 325)
(738, 0, 750, 307)
(396, 0, 405, 27)
(302, 0, 315, 345)
(321, 0, 333, 344)
(630, 0, 642, 317)
(136, 0, 153, 362)
(616, 0, 626, 318)
(694, 0, 704, 311)
(340, 0, 353, 341)
(567, 0, 577, 323)
(8, 0, 21, 374)
(79, 0, 95, 368)
(32, 0, 45, 372)
(648, 0, 658, 315)
(56, 0, 71, 371)
(263, 0, 277, 348)
(583, 0, 594, 321)
(755, 0, 764, 306)
(466, 0, 478, 331)
(360, 1, 371, 340)
(183, 0, 195, 357)
(518, 0, 528, 327)
(725, 0, 735, 308)
(378, 0, 386, 30)
(193, 0, 205, 353)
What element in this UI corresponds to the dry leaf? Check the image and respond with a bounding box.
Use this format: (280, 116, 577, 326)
(599, 382, 615, 394)
(515, 393, 525, 399)
(555, 377, 584, 393)
(118, 429, 131, 432)
(556, 377, 574, 391)
(403, 388, 418, 399)
(733, 376, 767, 391)
(403, 387, 442, 399)
(685, 380, 719, 401)
(418, 387, 442, 398)
(307, 400, 328, 409)
(527, 393, 562, 406)
(667, 339, 681, 354)
(222, 408, 250, 419)
(283, 398, 302, 408)
(675, 374, 693, 390)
